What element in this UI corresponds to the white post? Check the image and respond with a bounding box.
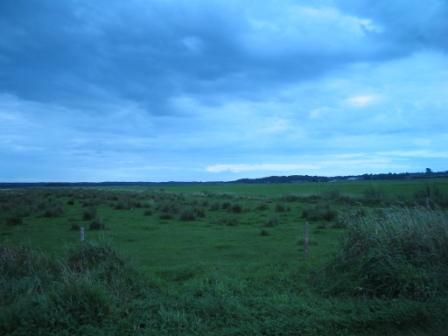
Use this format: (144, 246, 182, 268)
(304, 221, 309, 260)
(80, 227, 85, 242)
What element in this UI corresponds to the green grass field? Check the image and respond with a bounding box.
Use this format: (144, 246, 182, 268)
(1, 179, 448, 335)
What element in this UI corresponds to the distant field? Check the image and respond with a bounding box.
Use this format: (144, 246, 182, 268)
(2, 179, 448, 278)
(1, 179, 448, 335)
(152, 178, 448, 196)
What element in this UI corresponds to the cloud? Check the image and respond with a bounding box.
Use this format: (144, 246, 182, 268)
(0, 1, 447, 181)
(345, 94, 379, 107)
(206, 163, 319, 173)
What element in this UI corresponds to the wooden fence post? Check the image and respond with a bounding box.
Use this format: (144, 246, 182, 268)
(80, 227, 85, 242)
(304, 221, 309, 260)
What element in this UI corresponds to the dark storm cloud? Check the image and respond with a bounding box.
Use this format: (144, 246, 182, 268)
(0, 0, 395, 112)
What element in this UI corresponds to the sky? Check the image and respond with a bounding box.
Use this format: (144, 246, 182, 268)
(0, 0, 447, 182)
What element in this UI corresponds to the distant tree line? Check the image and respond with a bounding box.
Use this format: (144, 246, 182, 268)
(0, 170, 447, 188)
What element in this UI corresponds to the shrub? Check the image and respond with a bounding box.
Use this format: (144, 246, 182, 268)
(67, 199, 75, 205)
(414, 185, 448, 208)
(5, 216, 23, 226)
(264, 216, 279, 227)
(194, 207, 206, 218)
(314, 208, 448, 300)
(42, 204, 65, 218)
(332, 208, 366, 228)
(209, 203, 220, 211)
(217, 216, 239, 226)
(70, 222, 81, 231)
(230, 204, 242, 213)
(221, 202, 231, 210)
(275, 203, 288, 212)
(114, 201, 131, 210)
(302, 204, 337, 222)
(89, 218, 105, 230)
(159, 213, 173, 220)
(83, 207, 97, 221)
(180, 208, 196, 221)
(361, 187, 386, 205)
(157, 202, 179, 215)
(280, 194, 301, 202)
(256, 203, 269, 211)
(67, 242, 123, 272)
(143, 209, 152, 216)
(260, 229, 270, 236)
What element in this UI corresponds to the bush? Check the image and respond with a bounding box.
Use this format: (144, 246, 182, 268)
(159, 213, 173, 220)
(259, 229, 270, 236)
(280, 194, 301, 202)
(209, 203, 220, 211)
(180, 208, 196, 221)
(221, 202, 231, 210)
(256, 203, 269, 211)
(314, 208, 448, 300)
(332, 208, 366, 229)
(5, 216, 23, 226)
(157, 202, 179, 215)
(275, 203, 290, 212)
(230, 204, 243, 213)
(361, 187, 386, 205)
(302, 204, 337, 222)
(89, 218, 105, 230)
(264, 216, 279, 227)
(114, 201, 131, 210)
(217, 216, 239, 226)
(70, 222, 81, 231)
(194, 207, 206, 218)
(414, 185, 448, 208)
(42, 204, 64, 218)
(67, 242, 123, 272)
(143, 209, 152, 216)
(83, 207, 97, 221)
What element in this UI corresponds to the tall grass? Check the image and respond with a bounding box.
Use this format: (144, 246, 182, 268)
(2, 240, 448, 335)
(315, 208, 448, 299)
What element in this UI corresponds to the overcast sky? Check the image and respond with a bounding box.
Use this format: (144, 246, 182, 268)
(1, 0, 447, 181)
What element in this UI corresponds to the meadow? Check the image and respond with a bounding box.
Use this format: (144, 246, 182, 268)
(1, 179, 448, 335)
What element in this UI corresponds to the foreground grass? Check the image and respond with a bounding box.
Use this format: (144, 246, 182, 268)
(2, 241, 447, 336)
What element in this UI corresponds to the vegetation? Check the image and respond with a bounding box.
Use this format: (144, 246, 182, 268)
(1, 180, 448, 335)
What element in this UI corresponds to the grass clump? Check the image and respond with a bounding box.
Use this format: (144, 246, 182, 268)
(414, 185, 448, 208)
(259, 229, 270, 236)
(69, 222, 81, 231)
(179, 208, 197, 221)
(275, 203, 289, 212)
(5, 216, 23, 226)
(302, 204, 338, 222)
(0, 242, 160, 335)
(42, 203, 65, 218)
(82, 207, 97, 221)
(255, 203, 269, 211)
(361, 186, 387, 205)
(217, 216, 240, 226)
(89, 218, 105, 230)
(263, 216, 279, 227)
(314, 208, 448, 300)
(230, 203, 243, 213)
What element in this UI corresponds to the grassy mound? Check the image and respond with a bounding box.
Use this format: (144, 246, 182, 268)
(314, 208, 448, 299)
(0, 242, 160, 336)
(2, 238, 448, 335)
